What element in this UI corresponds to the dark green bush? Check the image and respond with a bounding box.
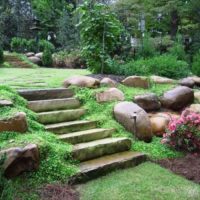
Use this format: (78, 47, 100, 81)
(192, 50, 200, 76)
(11, 37, 28, 53)
(168, 42, 187, 61)
(39, 40, 55, 53)
(112, 55, 189, 79)
(42, 48, 53, 66)
(0, 46, 4, 63)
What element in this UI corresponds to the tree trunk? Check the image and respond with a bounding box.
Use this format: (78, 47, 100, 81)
(170, 10, 180, 39)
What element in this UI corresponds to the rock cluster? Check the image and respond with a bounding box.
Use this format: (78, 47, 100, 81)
(25, 52, 43, 65)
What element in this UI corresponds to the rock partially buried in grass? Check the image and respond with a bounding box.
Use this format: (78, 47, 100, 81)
(25, 52, 35, 57)
(96, 88, 125, 103)
(150, 75, 175, 84)
(188, 104, 200, 113)
(28, 56, 41, 65)
(0, 99, 13, 107)
(100, 78, 117, 88)
(179, 78, 195, 88)
(0, 144, 39, 179)
(189, 76, 200, 86)
(63, 75, 100, 88)
(0, 112, 28, 133)
(114, 101, 153, 142)
(122, 76, 150, 89)
(134, 93, 161, 111)
(160, 86, 194, 111)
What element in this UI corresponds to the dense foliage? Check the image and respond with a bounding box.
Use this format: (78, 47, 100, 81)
(42, 47, 53, 66)
(162, 110, 200, 153)
(0, 46, 3, 63)
(192, 50, 200, 76)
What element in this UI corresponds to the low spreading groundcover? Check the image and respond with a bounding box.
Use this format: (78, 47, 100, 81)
(0, 86, 78, 200)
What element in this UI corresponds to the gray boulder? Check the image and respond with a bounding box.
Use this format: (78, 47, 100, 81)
(122, 76, 149, 89)
(134, 93, 161, 111)
(114, 101, 153, 142)
(160, 86, 194, 110)
(179, 78, 195, 88)
(28, 56, 41, 65)
(0, 99, 13, 107)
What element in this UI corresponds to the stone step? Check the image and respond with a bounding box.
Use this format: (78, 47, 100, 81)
(38, 109, 86, 124)
(45, 120, 97, 134)
(59, 128, 115, 144)
(72, 138, 131, 162)
(28, 98, 81, 112)
(18, 88, 74, 101)
(70, 151, 146, 184)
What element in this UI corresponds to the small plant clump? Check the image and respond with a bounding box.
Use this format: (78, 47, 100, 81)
(162, 110, 200, 153)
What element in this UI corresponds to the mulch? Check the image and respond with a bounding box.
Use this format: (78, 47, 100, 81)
(87, 74, 126, 82)
(39, 184, 79, 200)
(156, 154, 200, 184)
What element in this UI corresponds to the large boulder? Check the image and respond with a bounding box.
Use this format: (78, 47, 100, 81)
(160, 86, 194, 110)
(150, 75, 175, 84)
(96, 88, 124, 103)
(114, 101, 153, 142)
(179, 78, 195, 88)
(195, 91, 200, 103)
(0, 144, 39, 178)
(35, 52, 43, 59)
(0, 99, 13, 107)
(0, 112, 28, 133)
(100, 78, 117, 88)
(63, 75, 100, 88)
(28, 56, 41, 65)
(149, 113, 170, 136)
(122, 76, 149, 89)
(134, 93, 161, 111)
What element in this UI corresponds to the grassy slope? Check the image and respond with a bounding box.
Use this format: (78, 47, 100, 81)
(79, 162, 200, 200)
(0, 86, 78, 200)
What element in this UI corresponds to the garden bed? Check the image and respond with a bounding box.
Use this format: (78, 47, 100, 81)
(157, 154, 200, 184)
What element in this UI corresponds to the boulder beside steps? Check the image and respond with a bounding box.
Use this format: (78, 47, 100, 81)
(19, 88, 146, 182)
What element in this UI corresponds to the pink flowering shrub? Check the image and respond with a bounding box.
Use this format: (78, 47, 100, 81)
(162, 110, 200, 152)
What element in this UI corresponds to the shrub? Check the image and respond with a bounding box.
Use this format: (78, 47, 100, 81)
(168, 42, 187, 61)
(11, 37, 28, 53)
(192, 50, 200, 76)
(162, 110, 200, 153)
(39, 40, 55, 53)
(42, 48, 53, 66)
(0, 46, 4, 63)
(114, 54, 189, 79)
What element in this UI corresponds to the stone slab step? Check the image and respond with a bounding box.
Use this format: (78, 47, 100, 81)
(70, 151, 146, 184)
(72, 137, 131, 162)
(59, 128, 115, 144)
(38, 109, 86, 124)
(45, 120, 97, 134)
(28, 98, 80, 112)
(18, 88, 74, 101)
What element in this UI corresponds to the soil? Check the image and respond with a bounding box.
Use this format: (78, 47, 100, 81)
(156, 154, 200, 184)
(88, 74, 126, 82)
(39, 184, 79, 200)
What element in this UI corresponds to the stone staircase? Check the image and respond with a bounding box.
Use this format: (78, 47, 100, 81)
(4, 54, 33, 68)
(18, 88, 146, 183)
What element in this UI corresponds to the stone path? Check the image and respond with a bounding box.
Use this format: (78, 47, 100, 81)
(18, 88, 146, 183)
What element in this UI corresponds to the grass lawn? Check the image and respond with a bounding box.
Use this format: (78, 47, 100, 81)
(79, 162, 200, 200)
(0, 67, 90, 88)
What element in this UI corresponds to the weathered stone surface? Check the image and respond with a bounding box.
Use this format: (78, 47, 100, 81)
(122, 76, 149, 89)
(0, 112, 28, 133)
(195, 91, 200, 103)
(188, 104, 200, 113)
(0, 99, 13, 107)
(0, 144, 39, 178)
(160, 86, 194, 110)
(25, 52, 35, 57)
(35, 52, 43, 59)
(149, 114, 170, 136)
(63, 76, 100, 88)
(179, 78, 195, 88)
(96, 88, 124, 103)
(114, 101, 153, 142)
(150, 75, 175, 84)
(189, 76, 200, 86)
(134, 93, 161, 111)
(100, 78, 117, 87)
(28, 56, 41, 65)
